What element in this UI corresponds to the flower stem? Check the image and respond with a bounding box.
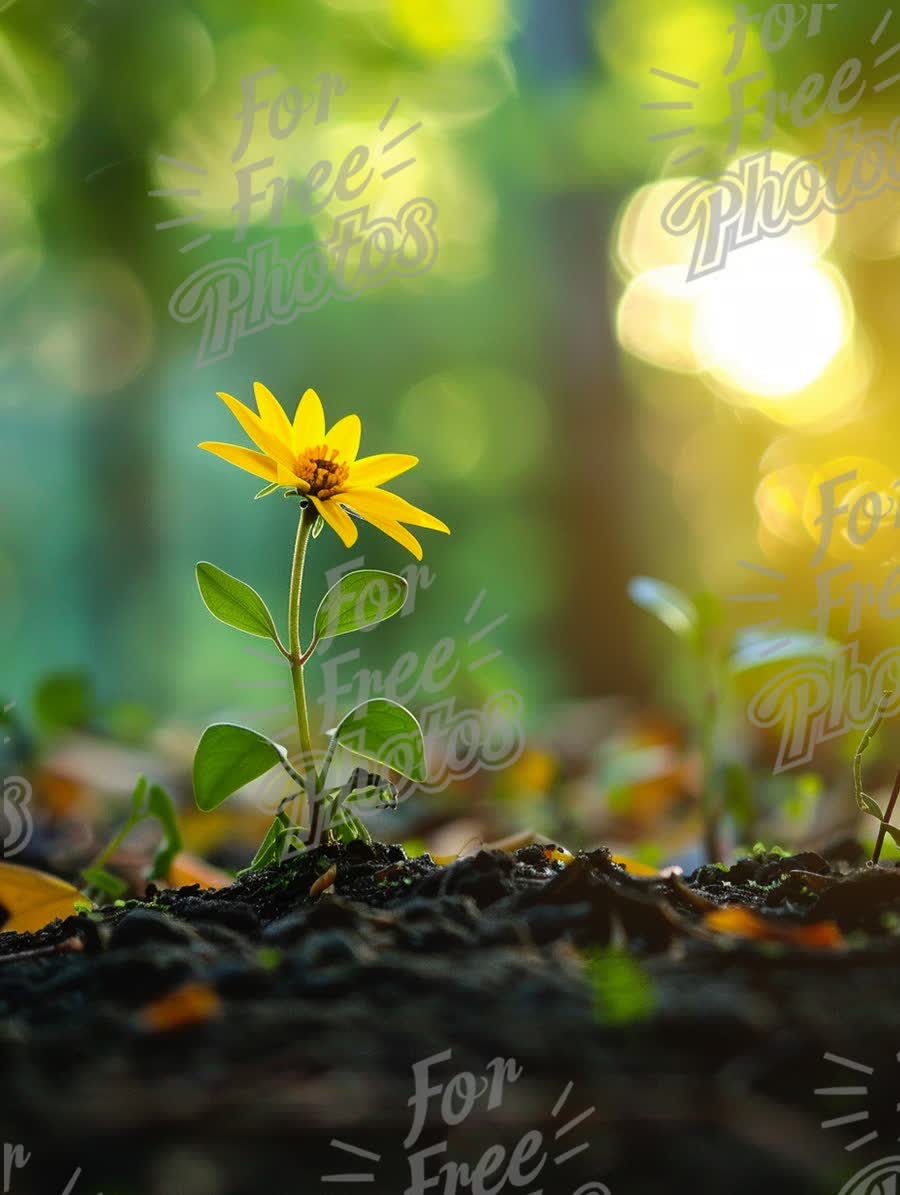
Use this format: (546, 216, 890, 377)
(873, 766, 900, 865)
(288, 504, 317, 793)
(853, 689, 892, 814)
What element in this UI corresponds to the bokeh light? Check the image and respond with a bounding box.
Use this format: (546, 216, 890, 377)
(389, 0, 513, 58)
(615, 162, 856, 421)
(693, 245, 851, 399)
(23, 261, 155, 400)
(396, 367, 549, 485)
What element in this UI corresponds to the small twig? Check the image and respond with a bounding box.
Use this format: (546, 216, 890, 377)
(873, 765, 900, 865)
(0, 937, 84, 964)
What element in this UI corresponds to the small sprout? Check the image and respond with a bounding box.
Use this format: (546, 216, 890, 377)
(851, 691, 900, 864)
(194, 383, 449, 863)
(629, 573, 839, 862)
(79, 776, 183, 903)
(750, 842, 790, 860)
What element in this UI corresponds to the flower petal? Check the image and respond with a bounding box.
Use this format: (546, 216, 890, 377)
(341, 487, 450, 534)
(199, 442, 278, 483)
(277, 462, 307, 489)
(216, 392, 296, 472)
(253, 382, 293, 442)
(342, 503, 423, 560)
(346, 454, 419, 489)
(325, 414, 361, 464)
(293, 389, 326, 450)
(311, 495, 358, 548)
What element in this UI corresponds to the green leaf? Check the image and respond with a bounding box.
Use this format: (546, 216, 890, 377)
(196, 562, 280, 642)
(254, 483, 280, 499)
(129, 775, 149, 817)
(321, 780, 397, 815)
(312, 516, 324, 538)
(193, 723, 287, 812)
(247, 811, 291, 870)
(729, 630, 838, 675)
(858, 792, 885, 821)
(314, 570, 408, 641)
(81, 866, 128, 900)
(330, 806, 372, 845)
(628, 577, 697, 639)
(33, 672, 94, 733)
(333, 698, 427, 783)
(346, 782, 398, 809)
(146, 784, 183, 881)
(882, 824, 900, 848)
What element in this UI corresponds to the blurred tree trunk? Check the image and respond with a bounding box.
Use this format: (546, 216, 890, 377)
(67, 39, 165, 713)
(542, 194, 648, 700)
(525, 0, 649, 700)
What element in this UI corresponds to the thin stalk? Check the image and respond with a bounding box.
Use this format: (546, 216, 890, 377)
(308, 736, 337, 850)
(287, 504, 318, 815)
(90, 813, 139, 871)
(699, 650, 722, 864)
(873, 766, 900, 865)
(853, 690, 892, 813)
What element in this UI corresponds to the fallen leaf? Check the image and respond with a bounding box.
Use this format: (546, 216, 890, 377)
(0, 863, 86, 934)
(486, 830, 575, 855)
(612, 855, 661, 878)
(166, 852, 231, 891)
(309, 864, 337, 898)
(704, 906, 843, 949)
(140, 982, 222, 1032)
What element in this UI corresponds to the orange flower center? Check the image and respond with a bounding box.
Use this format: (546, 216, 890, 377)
(295, 444, 349, 499)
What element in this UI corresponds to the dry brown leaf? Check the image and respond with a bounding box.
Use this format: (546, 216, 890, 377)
(704, 905, 843, 949)
(0, 862, 86, 934)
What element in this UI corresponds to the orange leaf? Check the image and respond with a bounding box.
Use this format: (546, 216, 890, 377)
(544, 847, 576, 865)
(166, 852, 231, 892)
(309, 864, 337, 898)
(0, 862, 86, 934)
(140, 983, 222, 1033)
(612, 855, 660, 878)
(704, 906, 843, 949)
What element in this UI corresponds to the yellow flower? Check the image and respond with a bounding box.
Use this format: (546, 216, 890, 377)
(199, 383, 450, 560)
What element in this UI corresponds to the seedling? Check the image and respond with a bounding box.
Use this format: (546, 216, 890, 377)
(628, 575, 837, 861)
(193, 383, 449, 864)
(80, 775, 182, 901)
(851, 690, 900, 864)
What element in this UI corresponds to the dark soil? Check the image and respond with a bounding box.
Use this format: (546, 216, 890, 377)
(2, 841, 899, 1195)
